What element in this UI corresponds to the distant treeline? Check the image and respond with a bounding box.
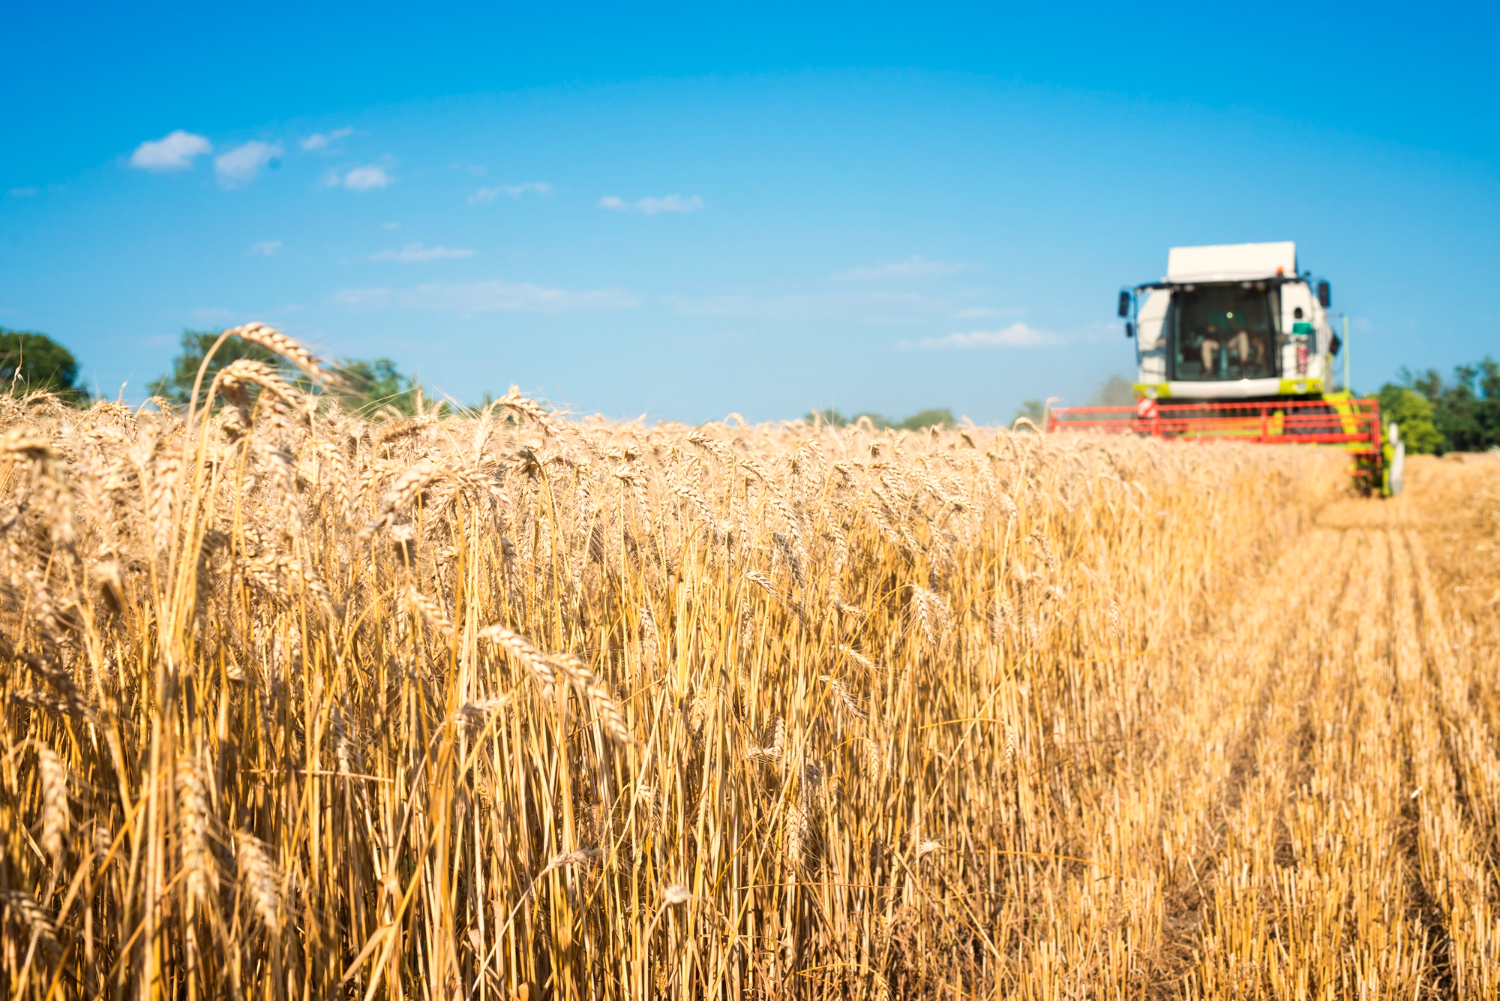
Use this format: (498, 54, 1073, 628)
(9, 326, 1496, 451)
(805, 407, 958, 430)
(1, 326, 425, 415)
(813, 376, 1138, 431)
(1378, 358, 1500, 454)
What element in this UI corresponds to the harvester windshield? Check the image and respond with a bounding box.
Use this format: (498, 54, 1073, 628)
(1169, 284, 1276, 382)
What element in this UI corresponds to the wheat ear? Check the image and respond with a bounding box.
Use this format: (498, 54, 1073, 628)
(234, 830, 282, 934)
(34, 742, 70, 861)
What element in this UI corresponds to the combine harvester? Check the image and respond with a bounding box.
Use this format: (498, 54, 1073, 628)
(1048, 241, 1404, 495)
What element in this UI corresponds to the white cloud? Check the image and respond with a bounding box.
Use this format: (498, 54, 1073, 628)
(833, 256, 967, 282)
(599, 193, 704, 215)
(300, 127, 353, 152)
(330, 288, 392, 305)
(369, 242, 477, 263)
(470, 181, 552, 205)
(954, 306, 1019, 319)
(249, 240, 283, 256)
(664, 289, 931, 322)
(335, 165, 391, 191)
(638, 194, 702, 214)
(214, 141, 282, 187)
(381, 222, 401, 230)
(129, 130, 212, 171)
(904, 323, 1059, 349)
(331, 280, 638, 314)
(7, 187, 39, 197)
(404, 281, 638, 313)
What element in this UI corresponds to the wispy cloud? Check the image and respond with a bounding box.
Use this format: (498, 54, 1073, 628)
(833, 256, 967, 282)
(330, 280, 638, 314)
(7, 187, 39, 197)
(902, 323, 1059, 349)
(664, 289, 934, 323)
(300, 127, 353, 152)
(188, 307, 243, 323)
(599, 193, 704, 215)
(954, 306, 1019, 319)
(470, 181, 552, 205)
(215, 141, 282, 187)
(329, 288, 392, 306)
(404, 281, 637, 313)
(329, 165, 392, 191)
(381, 222, 400, 230)
(188, 305, 302, 323)
(249, 240, 282, 256)
(369, 243, 476, 263)
(129, 130, 212, 172)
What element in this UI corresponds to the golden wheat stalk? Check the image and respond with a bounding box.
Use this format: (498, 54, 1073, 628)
(1, 377, 1479, 998)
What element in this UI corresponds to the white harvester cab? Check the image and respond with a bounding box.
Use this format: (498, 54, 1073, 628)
(1121, 241, 1339, 402)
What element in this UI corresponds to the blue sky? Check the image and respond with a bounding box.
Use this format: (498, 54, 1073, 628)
(3, 1, 1497, 422)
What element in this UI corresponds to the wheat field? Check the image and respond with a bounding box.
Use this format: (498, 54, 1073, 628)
(1, 326, 1497, 999)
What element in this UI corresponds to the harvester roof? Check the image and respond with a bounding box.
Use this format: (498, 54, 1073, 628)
(1165, 241, 1297, 283)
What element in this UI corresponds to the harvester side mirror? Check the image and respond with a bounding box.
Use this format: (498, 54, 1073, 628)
(1330, 333, 1342, 356)
(1317, 281, 1331, 308)
(1125, 322, 1134, 339)
(1117, 291, 1131, 317)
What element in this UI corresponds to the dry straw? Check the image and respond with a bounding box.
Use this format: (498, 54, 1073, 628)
(2, 323, 1493, 998)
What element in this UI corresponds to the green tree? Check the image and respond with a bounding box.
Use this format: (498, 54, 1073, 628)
(1089, 374, 1136, 407)
(895, 408, 955, 430)
(1376, 384, 1443, 454)
(1013, 399, 1045, 426)
(1386, 356, 1500, 454)
(805, 407, 848, 426)
(0, 327, 90, 403)
(1433, 359, 1500, 453)
(333, 358, 421, 415)
(803, 407, 954, 430)
(148, 330, 282, 405)
(150, 329, 423, 416)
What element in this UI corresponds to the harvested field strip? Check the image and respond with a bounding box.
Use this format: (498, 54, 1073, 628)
(1178, 472, 1500, 997)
